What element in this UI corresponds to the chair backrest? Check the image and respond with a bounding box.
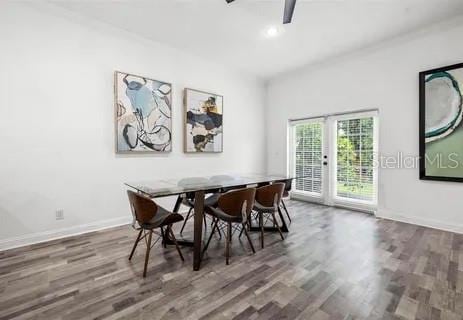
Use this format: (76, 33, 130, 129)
(275, 179, 292, 192)
(255, 183, 285, 208)
(218, 187, 256, 220)
(283, 179, 292, 192)
(127, 190, 158, 225)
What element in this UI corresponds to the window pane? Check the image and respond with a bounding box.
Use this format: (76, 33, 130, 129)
(294, 122, 323, 195)
(336, 117, 375, 202)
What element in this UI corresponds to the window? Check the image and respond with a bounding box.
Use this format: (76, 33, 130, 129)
(289, 110, 378, 210)
(293, 121, 323, 195)
(335, 117, 375, 202)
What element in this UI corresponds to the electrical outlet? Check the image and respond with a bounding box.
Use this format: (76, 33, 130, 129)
(55, 209, 64, 220)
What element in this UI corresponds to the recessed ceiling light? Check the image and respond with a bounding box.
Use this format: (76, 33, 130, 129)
(265, 26, 281, 38)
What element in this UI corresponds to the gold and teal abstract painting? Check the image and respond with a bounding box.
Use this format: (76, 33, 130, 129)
(184, 88, 223, 153)
(420, 63, 463, 181)
(115, 71, 172, 153)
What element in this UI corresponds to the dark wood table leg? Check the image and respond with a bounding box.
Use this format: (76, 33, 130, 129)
(193, 190, 205, 271)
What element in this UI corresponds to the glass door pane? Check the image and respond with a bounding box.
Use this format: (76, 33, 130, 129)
(335, 117, 376, 203)
(294, 121, 323, 196)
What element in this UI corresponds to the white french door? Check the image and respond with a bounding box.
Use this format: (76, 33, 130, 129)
(288, 118, 326, 202)
(289, 111, 378, 212)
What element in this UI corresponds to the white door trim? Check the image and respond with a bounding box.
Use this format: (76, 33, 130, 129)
(288, 109, 379, 212)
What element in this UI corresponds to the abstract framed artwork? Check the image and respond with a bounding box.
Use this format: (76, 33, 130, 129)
(114, 71, 172, 153)
(184, 88, 223, 153)
(419, 62, 463, 182)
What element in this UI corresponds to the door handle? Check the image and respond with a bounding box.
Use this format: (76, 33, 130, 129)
(323, 161, 328, 166)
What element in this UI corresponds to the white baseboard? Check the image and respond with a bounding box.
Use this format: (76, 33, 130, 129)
(3, 208, 461, 252)
(376, 208, 463, 235)
(0, 216, 132, 252)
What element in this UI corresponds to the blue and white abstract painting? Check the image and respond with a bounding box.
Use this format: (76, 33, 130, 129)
(115, 71, 172, 153)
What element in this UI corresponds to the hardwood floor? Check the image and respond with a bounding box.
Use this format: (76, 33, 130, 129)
(1, 200, 463, 320)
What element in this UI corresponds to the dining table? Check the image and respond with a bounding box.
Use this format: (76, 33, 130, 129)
(125, 174, 297, 271)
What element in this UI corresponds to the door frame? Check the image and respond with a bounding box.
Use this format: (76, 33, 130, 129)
(287, 117, 326, 204)
(329, 111, 379, 213)
(288, 109, 379, 213)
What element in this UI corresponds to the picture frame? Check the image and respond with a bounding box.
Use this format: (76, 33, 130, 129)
(419, 62, 463, 182)
(183, 88, 223, 153)
(114, 71, 172, 153)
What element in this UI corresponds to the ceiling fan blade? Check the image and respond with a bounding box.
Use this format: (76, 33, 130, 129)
(283, 0, 297, 24)
(226, 0, 235, 3)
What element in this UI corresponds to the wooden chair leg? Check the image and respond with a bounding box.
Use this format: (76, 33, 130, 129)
(168, 225, 184, 261)
(143, 230, 153, 277)
(129, 229, 143, 260)
(180, 207, 193, 235)
(160, 226, 167, 248)
(225, 222, 231, 265)
(242, 223, 256, 254)
(229, 222, 232, 243)
(215, 219, 222, 239)
(281, 200, 291, 223)
(271, 212, 285, 240)
(203, 218, 219, 255)
(259, 212, 264, 249)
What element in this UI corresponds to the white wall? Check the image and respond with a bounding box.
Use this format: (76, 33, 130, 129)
(0, 2, 266, 249)
(267, 16, 463, 234)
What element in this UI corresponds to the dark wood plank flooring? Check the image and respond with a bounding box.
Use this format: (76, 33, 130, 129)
(1, 200, 463, 320)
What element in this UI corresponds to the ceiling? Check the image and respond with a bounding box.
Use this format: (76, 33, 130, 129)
(49, 0, 463, 79)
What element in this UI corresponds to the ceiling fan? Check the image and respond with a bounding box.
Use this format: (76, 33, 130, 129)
(226, 0, 297, 24)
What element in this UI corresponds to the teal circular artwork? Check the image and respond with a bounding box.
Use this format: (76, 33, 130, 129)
(425, 71, 462, 142)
